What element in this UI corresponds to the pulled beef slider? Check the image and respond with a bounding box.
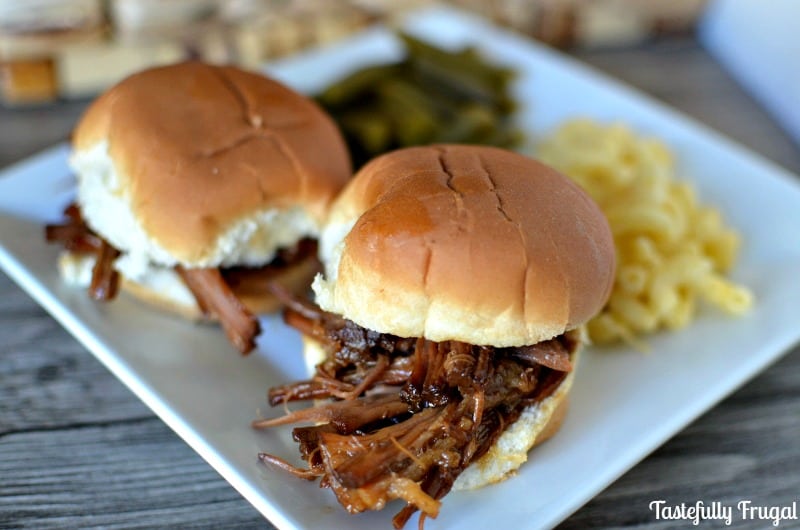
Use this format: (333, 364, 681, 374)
(46, 61, 352, 353)
(254, 145, 615, 526)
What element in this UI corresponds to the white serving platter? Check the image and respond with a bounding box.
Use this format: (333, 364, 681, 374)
(2, 6, 800, 530)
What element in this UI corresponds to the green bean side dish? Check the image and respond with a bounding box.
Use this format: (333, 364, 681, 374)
(316, 33, 524, 168)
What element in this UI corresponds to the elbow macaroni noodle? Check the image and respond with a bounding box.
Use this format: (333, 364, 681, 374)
(536, 119, 753, 345)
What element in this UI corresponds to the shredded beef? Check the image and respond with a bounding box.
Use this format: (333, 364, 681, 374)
(220, 238, 318, 298)
(45, 203, 120, 301)
(45, 204, 315, 354)
(255, 293, 578, 528)
(175, 266, 260, 354)
(89, 240, 121, 301)
(45, 203, 102, 253)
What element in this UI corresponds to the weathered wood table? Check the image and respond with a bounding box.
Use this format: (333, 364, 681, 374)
(1, 36, 799, 529)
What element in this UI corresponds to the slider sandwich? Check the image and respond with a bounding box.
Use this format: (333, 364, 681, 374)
(46, 62, 352, 353)
(254, 145, 615, 526)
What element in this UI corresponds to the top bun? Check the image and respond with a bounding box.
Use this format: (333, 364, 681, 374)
(313, 145, 615, 347)
(70, 61, 351, 268)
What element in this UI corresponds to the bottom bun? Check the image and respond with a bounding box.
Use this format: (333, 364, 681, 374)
(301, 338, 577, 491)
(58, 250, 320, 319)
(452, 356, 576, 490)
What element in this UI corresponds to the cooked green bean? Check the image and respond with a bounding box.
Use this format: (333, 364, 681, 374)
(375, 79, 441, 145)
(318, 63, 402, 107)
(339, 108, 393, 155)
(398, 33, 513, 91)
(433, 103, 495, 143)
(314, 31, 524, 167)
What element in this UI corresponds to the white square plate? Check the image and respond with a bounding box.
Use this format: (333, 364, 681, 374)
(2, 6, 800, 530)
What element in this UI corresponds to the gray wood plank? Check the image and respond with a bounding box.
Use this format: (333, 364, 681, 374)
(0, 271, 270, 528)
(0, 274, 152, 432)
(558, 347, 800, 530)
(0, 418, 267, 529)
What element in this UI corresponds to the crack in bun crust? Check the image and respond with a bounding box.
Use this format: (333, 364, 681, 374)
(72, 61, 352, 266)
(314, 145, 615, 347)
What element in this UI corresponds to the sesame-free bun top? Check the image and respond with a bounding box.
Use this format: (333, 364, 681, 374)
(71, 61, 351, 267)
(313, 145, 615, 347)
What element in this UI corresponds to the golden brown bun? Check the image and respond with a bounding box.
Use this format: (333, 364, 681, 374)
(72, 61, 352, 265)
(58, 250, 319, 320)
(314, 145, 615, 347)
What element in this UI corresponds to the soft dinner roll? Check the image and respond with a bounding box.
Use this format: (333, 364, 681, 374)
(54, 61, 351, 321)
(314, 144, 615, 347)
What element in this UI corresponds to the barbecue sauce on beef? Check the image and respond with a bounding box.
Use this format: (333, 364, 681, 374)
(256, 291, 577, 528)
(45, 203, 316, 354)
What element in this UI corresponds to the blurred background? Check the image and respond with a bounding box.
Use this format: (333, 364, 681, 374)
(3, 0, 798, 165)
(0, 0, 709, 107)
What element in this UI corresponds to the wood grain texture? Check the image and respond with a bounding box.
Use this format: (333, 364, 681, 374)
(1, 36, 799, 530)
